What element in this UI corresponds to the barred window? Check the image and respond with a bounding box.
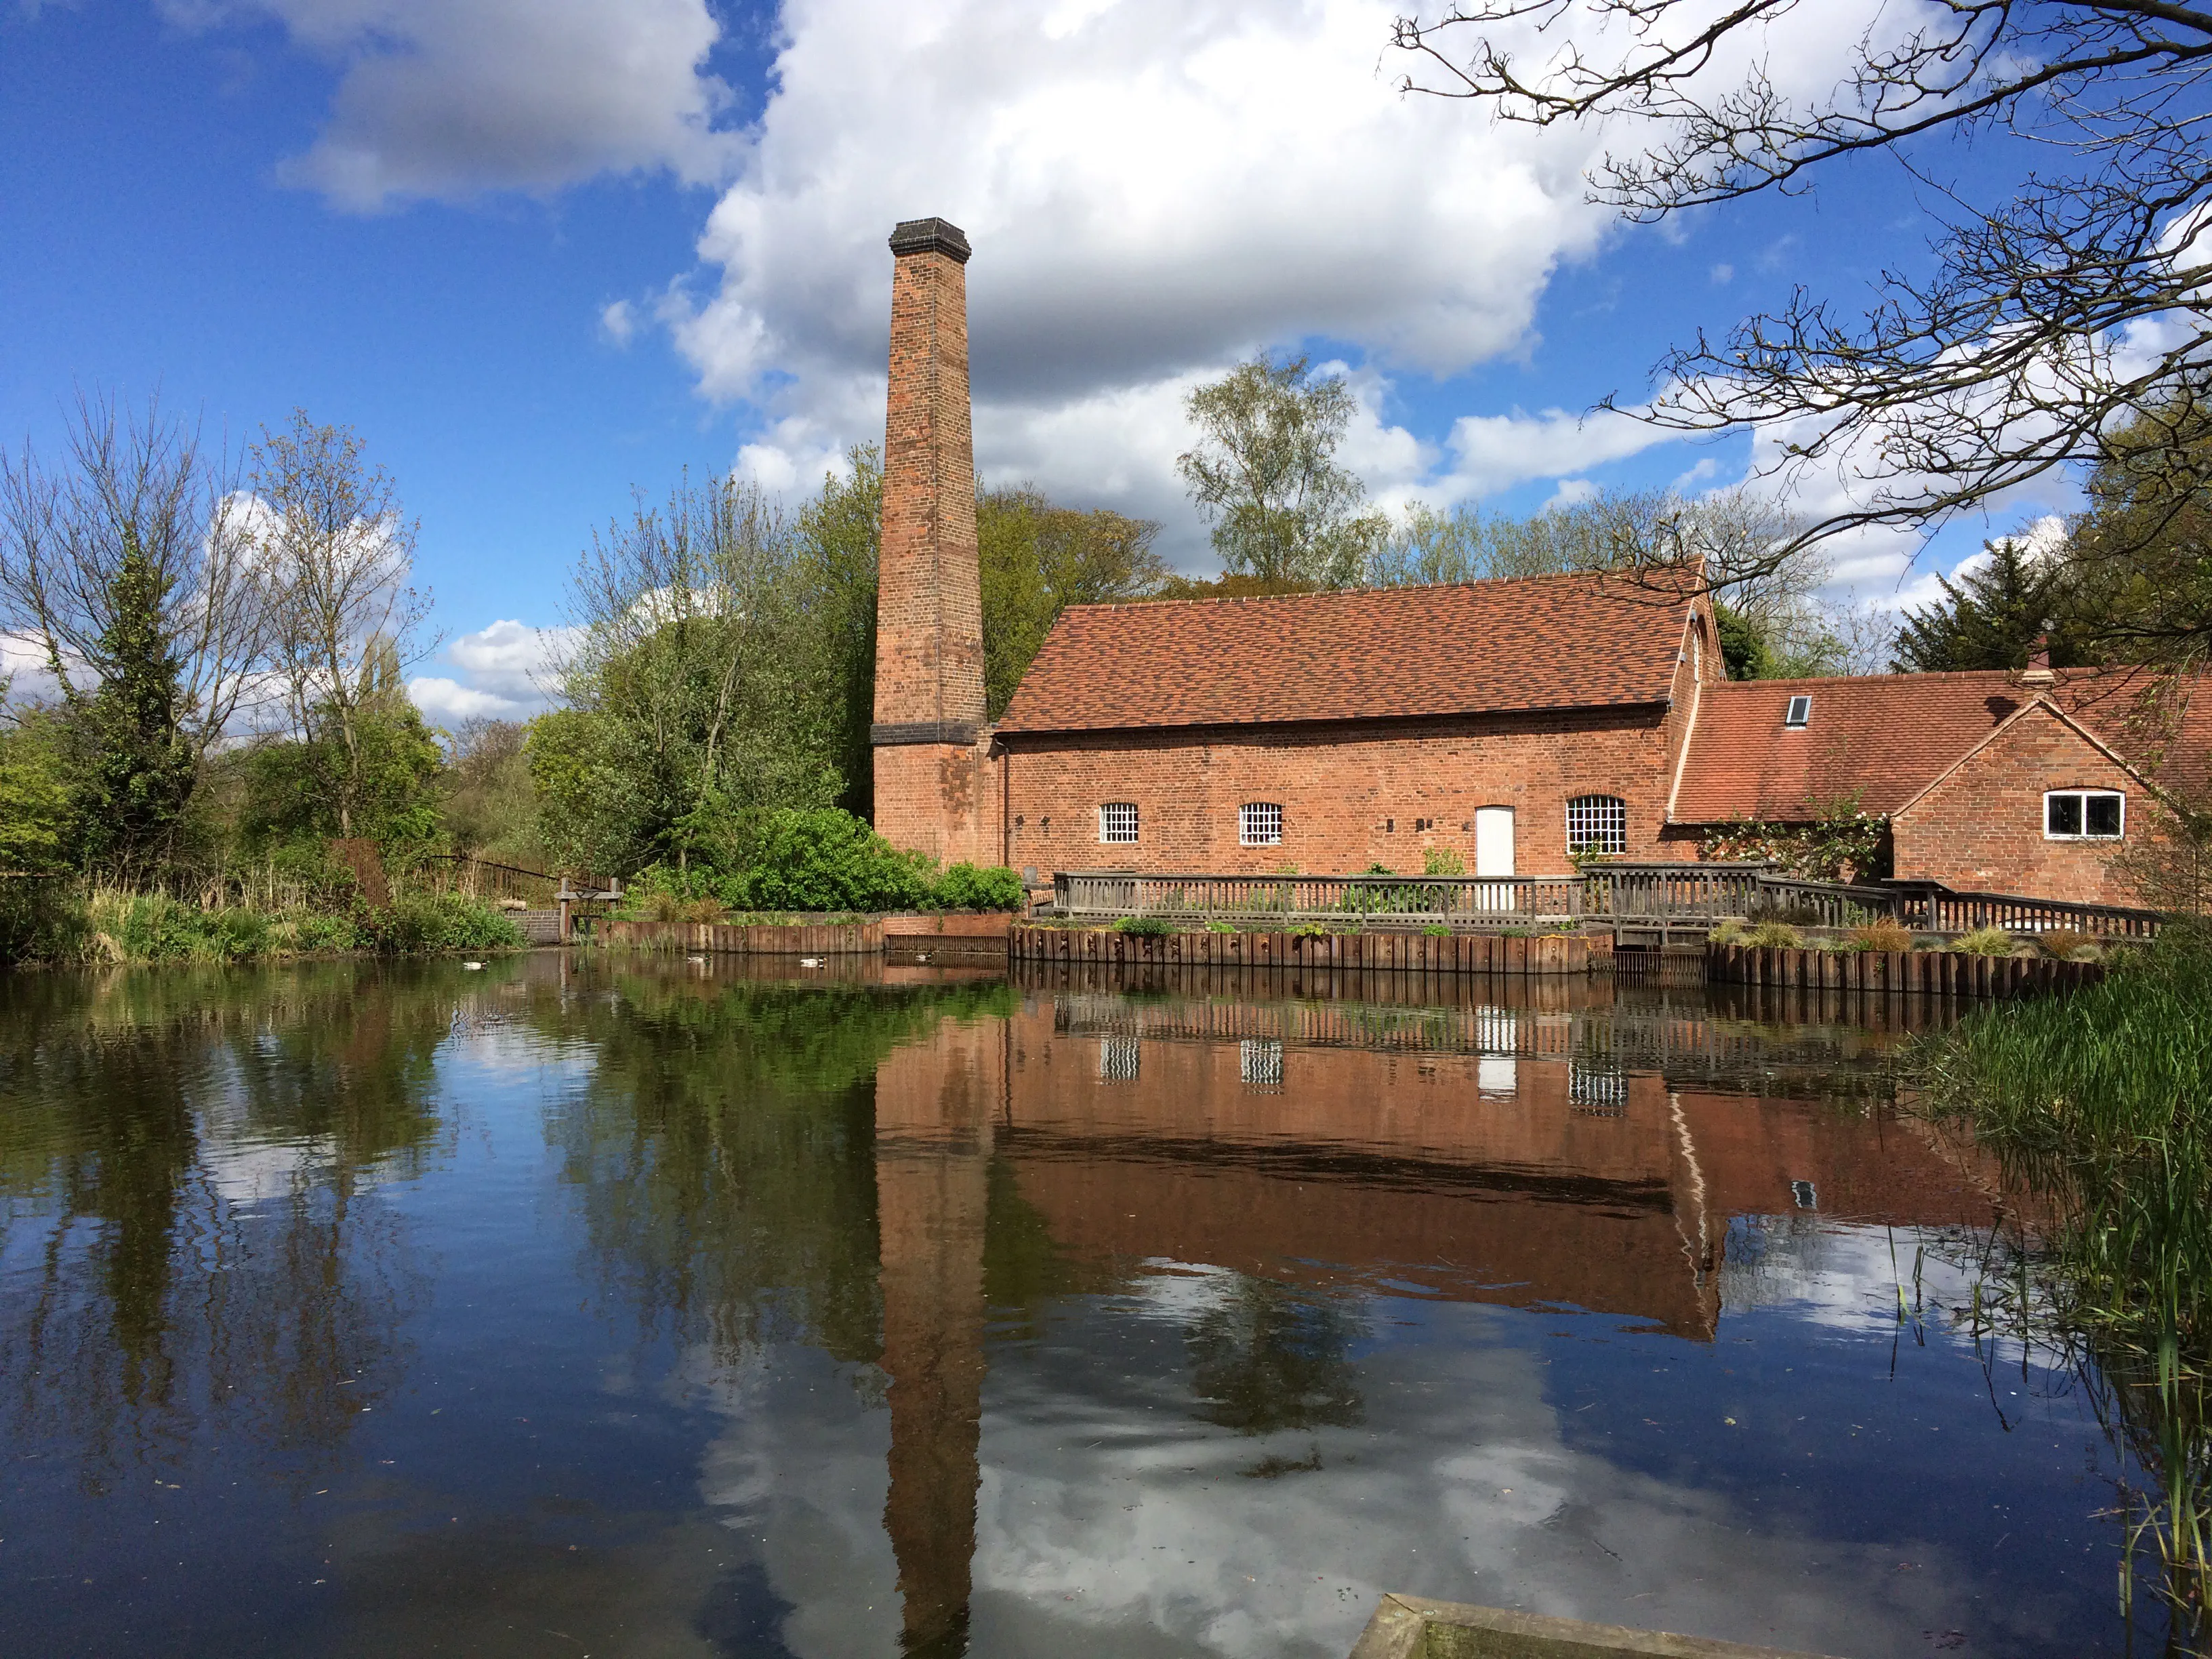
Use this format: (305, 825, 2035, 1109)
(1569, 1061, 1628, 1115)
(1097, 1036, 1141, 1082)
(1565, 794, 1628, 856)
(1240, 1038, 1284, 1090)
(1240, 802, 1284, 846)
(1099, 802, 1139, 844)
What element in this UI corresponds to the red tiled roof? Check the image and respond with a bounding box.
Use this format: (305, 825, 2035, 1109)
(995, 572, 1696, 735)
(1669, 668, 2212, 821)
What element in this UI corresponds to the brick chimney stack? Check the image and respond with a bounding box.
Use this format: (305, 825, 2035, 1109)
(2022, 633, 2057, 688)
(872, 217, 995, 864)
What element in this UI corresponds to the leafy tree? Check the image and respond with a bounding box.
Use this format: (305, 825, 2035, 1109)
(2065, 389, 2212, 665)
(794, 447, 884, 817)
(441, 718, 544, 869)
(544, 471, 845, 876)
(1393, 3, 2212, 579)
(979, 485, 1166, 717)
(1176, 355, 1389, 586)
(242, 642, 445, 857)
(0, 704, 73, 874)
(76, 530, 197, 875)
(1891, 539, 2083, 672)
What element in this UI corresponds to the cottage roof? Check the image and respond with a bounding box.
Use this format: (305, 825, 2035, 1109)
(1669, 668, 2212, 822)
(995, 571, 1699, 736)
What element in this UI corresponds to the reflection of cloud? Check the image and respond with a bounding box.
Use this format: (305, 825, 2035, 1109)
(697, 1232, 2104, 1658)
(691, 1346, 903, 1659)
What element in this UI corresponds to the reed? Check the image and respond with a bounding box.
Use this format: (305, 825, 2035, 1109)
(1914, 923, 2212, 1639)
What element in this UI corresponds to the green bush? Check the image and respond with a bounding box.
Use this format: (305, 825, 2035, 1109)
(1954, 924, 2020, 956)
(932, 861, 1025, 912)
(730, 809, 937, 913)
(360, 893, 526, 954)
(1422, 923, 1452, 937)
(1745, 920, 1804, 948)
(1113, 914, 1174, 936)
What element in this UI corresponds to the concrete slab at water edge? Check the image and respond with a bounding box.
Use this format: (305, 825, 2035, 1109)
(1350, 1596, 1839, 1659)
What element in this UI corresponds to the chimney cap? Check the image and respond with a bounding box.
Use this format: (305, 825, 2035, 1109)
(889, 217, 972, 263)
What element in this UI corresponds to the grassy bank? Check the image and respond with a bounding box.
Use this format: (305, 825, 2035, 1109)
(0, 884, 525, 967)
(1912, 924, 2212, 1635)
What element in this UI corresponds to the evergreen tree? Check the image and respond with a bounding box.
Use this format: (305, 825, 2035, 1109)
(1891, 540, 2081, 672)
(78, 529, 195, 876)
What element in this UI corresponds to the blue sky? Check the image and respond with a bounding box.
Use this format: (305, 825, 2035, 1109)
(1, 0, 2066, 721)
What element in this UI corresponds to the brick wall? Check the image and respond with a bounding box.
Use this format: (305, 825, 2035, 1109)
(1892, 702, 2142, 902)
(996, 703, 1685, 877)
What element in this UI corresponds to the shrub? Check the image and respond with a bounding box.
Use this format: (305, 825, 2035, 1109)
(932, 862, 1025, 912)
(1113, 914, 1173, 936)
(732, 809, 935, 914)
(2038, 928, 2100, 960)
(1422, 846, 1466, 876)
(1206, 920, 1237, 934)
(679, 897, 726, 924)
(1422, 923, 1452, 937)
(1847, 919, 1916, 954)
(1745, 920, 1803, 948)
(1954, 924, 2020, 956)
(363, 893, 526, 954)
(1708, 917, 1750, 947)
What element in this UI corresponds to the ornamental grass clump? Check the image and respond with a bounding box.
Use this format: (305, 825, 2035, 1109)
(1954, 924, 2020, 956)
(1845, 919, 1916, 954)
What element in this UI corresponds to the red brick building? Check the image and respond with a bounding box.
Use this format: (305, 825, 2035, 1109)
(865, 215, 2198, 904)
(991, 573, 1721, 878)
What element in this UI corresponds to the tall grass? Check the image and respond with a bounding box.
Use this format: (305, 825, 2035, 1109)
(1913, 924, 2212, 1640)
(2, 884, 525, 966)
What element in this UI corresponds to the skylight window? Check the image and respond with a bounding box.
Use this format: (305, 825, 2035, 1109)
(1784, 695, 1812, 729)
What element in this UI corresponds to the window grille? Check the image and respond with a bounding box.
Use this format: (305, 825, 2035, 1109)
(1240, 802, 1284, 846)
(1099, 802, 1139, 844)
(1097, 1036, 1141, 1082)
(1784, 695, 1812, 728)
(1565, 795, 1628, 856)
(2045, 791, 2123, 839)
(1240, 1038, 1284, 1090)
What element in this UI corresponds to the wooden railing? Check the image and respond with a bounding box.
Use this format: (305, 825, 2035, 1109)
(1884, 882, 2161, 938)
(1052, 864, 2163, 938)
(1054, 870, 1584, 926)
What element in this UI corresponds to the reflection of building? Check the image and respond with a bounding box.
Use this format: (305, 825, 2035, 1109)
(867, 996, 2004, 1645)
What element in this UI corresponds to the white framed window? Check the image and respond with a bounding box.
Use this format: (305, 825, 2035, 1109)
(1784, 695, 1812, 728)
(1099, 802, 1139, 844)
(2045, 790, 2124, 840)
(1240, 802, 1284, 846)
(1565, 794, 1628, 857)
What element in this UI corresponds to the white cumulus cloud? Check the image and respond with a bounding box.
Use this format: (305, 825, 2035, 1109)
(161, 0, 741, 209)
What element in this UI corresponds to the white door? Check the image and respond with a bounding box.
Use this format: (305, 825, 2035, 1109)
(1474, 807, 1515, 878)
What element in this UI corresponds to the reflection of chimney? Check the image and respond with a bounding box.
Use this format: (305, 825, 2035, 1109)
(874, 1016, 997, 1654)
(873, 217, 990, 864)
(2022, 632, 2057, 688)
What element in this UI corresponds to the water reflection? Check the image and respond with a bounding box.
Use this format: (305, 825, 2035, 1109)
(0, 964, 445, 1485)
(0, 956, 2175, 1657)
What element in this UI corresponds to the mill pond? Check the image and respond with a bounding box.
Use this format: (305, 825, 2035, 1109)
(0, 954, 2190, 1657)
